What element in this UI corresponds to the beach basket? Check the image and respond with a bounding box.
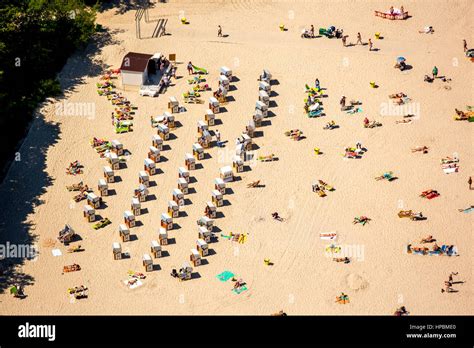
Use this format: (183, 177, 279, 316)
(181, 17, 187, 24)
(370, 81, 376, 88)
(279, 24, 285, 31)
(375, 32, 381, 39)
(314, 147, 320, 155)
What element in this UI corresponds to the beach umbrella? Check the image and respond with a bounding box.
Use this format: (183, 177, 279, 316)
(397, 56, 406, 62)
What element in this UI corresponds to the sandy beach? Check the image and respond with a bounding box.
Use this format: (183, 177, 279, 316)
(0, 0, 472, 315)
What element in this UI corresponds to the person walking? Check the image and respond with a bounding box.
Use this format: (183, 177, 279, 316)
(463, 39, 468, 52)
(356, 32, 362, 45)
(368, 38, 373, 51)
(468, 176, 472, 190)
(187, 61, 193, 75)
(218, 25, 223, 37)
(342, 35, 348, 47)
(432, 66, 438, 79)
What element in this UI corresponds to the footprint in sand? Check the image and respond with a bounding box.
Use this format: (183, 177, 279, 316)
(346, 273, 369, 291)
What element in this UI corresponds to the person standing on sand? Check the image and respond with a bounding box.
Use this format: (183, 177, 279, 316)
(342, 35, 348, 47)
(368, 38, 373, 51)
(432, 66, 438, 79)
(468, 176, 472, 190)
(315, 78, 320, 89)
(463, 39, 468, 52)
(218, 25, 222, 37)
(356, 32, 362, 45)
(187, 61, 193, 75)
(340, 96, 346, 110)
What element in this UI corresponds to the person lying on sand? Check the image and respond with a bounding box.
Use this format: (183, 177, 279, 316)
(421, 235, 436, 244)
(234, 279, 245, 289)
(333, 257, 351, 263)
(396, 119, 412, 124)
(389, 92, 407, 99)
(419, 26, 434, 34)
(411, 146, 429, 153)
(394, 306, 409, 316)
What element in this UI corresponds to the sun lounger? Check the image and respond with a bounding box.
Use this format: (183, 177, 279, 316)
(318, 180, 334, 191)
(192, 65, 208, 74)
(67, 285, 88, 299)
(258, 154, 275, 162)
(93, 218, 111, 230)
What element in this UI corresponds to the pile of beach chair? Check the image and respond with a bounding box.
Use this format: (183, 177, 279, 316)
(96, 71, 136, 133)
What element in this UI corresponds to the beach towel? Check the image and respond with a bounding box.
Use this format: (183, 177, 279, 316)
(52, 249, 62, 257)
(220, 233, 232, 239)
(238, 234, 248, 244)
(320, 233, 337, 241)
(123, 279, 143, 289)
(347, 107, 362, 114)
(460, 207, 474, 213)
(232, 285, 248, 295)
(325, 245, 341, 253)
(443, 167, 459, 174)
(217, 271, 234, 282)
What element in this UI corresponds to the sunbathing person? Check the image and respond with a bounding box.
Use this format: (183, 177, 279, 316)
(419, 26, 434, 34)
(394, 306, 408, 316)
(421, 235, 436, 244)
(333, 257, 350, 263)
(389, 92, 407, 99)
(234, 279, 245, 289)
(432, 243, 441, 252)
(396, 119, 412, 124)
(411, 145, 429, 153)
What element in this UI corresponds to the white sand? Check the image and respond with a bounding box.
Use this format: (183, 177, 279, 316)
(0, 0, 472, 315)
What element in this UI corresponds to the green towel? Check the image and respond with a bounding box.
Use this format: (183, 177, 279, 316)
(217, 271, 234, 282)
(232, 285, 248, 294)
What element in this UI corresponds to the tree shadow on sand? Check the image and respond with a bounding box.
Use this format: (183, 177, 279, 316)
(0, 116, 61, 294)
(99, 0, 156, 15)
(0, 25, 123, 295)
(59, 27, 124, 95)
